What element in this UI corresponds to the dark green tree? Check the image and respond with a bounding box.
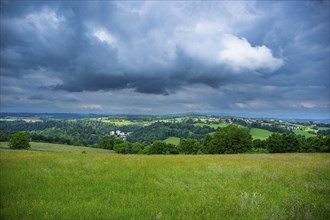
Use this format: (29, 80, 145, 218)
(178, 138, 201, 154)
(99, 136, 116, 150)
(9, 132, 30, 149)
(203, 134, 213, 147)
(207, 125, 252, 154)
(113, 142, 130, 154)
(150, 141, 178, 154)
(303, 136, 330, 152)
(282, 133, 300, 152)
(266, 133, 283, 153)
(130, 143, 144, 154)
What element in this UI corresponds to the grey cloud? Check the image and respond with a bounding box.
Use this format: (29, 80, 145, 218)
(0, 1, 329, 118)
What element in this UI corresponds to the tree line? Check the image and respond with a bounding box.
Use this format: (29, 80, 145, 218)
(98, 125, 330, 154)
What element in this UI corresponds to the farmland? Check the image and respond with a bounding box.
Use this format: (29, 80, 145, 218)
(1, 149, 329, 219)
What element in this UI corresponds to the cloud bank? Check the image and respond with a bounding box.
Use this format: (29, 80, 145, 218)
(1, 1, 329, 118)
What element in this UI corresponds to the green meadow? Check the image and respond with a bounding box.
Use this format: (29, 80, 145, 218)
(194, 123, 230, 129)
(0, 142, 113, 154)
(1, 147, 329, 219)
(250, 128, 273, 140)
(293, 130, 317, 138)
(163, 136, 181, 146)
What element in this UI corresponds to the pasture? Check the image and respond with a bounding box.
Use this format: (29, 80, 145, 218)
(1, 149, 329, 219)
(293, 129, 316, 138)
(194, 123, 230, 129)
(249, 128, 273, 140)
(163, 136, 180, 146)
(0, 142, 113, 154)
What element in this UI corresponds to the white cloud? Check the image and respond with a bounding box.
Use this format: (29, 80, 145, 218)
(93, 28, 117, 47)
(218, 35, 284, 72)
(79, 104, 103, 110)
(232, 99, 270, 110)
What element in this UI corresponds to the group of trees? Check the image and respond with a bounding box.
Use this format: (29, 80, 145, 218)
(127, 122, 214, 144)
(98, 125, 330, 155)
(252, 133, 329, 153)
(2, 118, 329, 154)
(0, 120, 139, 146)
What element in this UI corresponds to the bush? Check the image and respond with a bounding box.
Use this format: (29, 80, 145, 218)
(9, 132, 30, 149)
(150, 141, 178, 154)
(114, 142, 130, 154)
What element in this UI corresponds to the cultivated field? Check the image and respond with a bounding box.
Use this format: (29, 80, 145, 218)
(1, 148, 329, 219)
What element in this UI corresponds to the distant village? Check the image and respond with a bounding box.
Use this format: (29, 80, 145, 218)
(110, 130, 131, 140)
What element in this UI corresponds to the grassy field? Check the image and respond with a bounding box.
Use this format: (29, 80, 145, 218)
(293, 130, 317, 138)
(0, 142, 113, 154)
(1, 149, 329, 219)
(194, 123, 230, 129)
(318, 127, 330, 131)
(163, 136, 181, 145)
(249, 128, 273, 140)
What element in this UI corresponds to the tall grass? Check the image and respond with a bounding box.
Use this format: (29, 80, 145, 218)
(0, 142, 113, 154)
(1, 150, 329, 219)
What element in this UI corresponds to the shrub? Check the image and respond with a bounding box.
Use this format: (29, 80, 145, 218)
(114, 142, 130, 154)
(9, 132, 30, 149)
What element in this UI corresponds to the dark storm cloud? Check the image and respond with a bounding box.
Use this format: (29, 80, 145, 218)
(52, 74, 171, 95)
(0, 0, 285, 94)
(0, 0, 329, 117)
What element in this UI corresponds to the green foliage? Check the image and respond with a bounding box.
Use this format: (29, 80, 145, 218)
(113, 142, 130, 154)
(99, 135, 116, 150)
(178, 138, 201, 154)
(127, 122, 214, 144)
(0, 132, 11, 141)
(266, 133, 300, 153)
(207, 125, 252, 154)
(266, 133, 283, 153)
(252, 139, 267, 149)
(149, 141, 178, 154)
(302, 136, 330, 152)
(8, 132, 30, 149)
(130, 143, 144, 154)
(141, 145, 151, 154)
(203, 134, 213, 147)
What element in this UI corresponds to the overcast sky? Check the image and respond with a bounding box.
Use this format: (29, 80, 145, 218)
(1, 1, 329, 118)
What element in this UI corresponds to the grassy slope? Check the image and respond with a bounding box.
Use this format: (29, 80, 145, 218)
(163, 136, 180, 145)
(250, 128, 273, 140)
(293, 130, 316, 138)
(194, 123, 230, 129)
(1, 151, 329, 219)
(0, 142, 113, 154)
(318, 127, 330, 131)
